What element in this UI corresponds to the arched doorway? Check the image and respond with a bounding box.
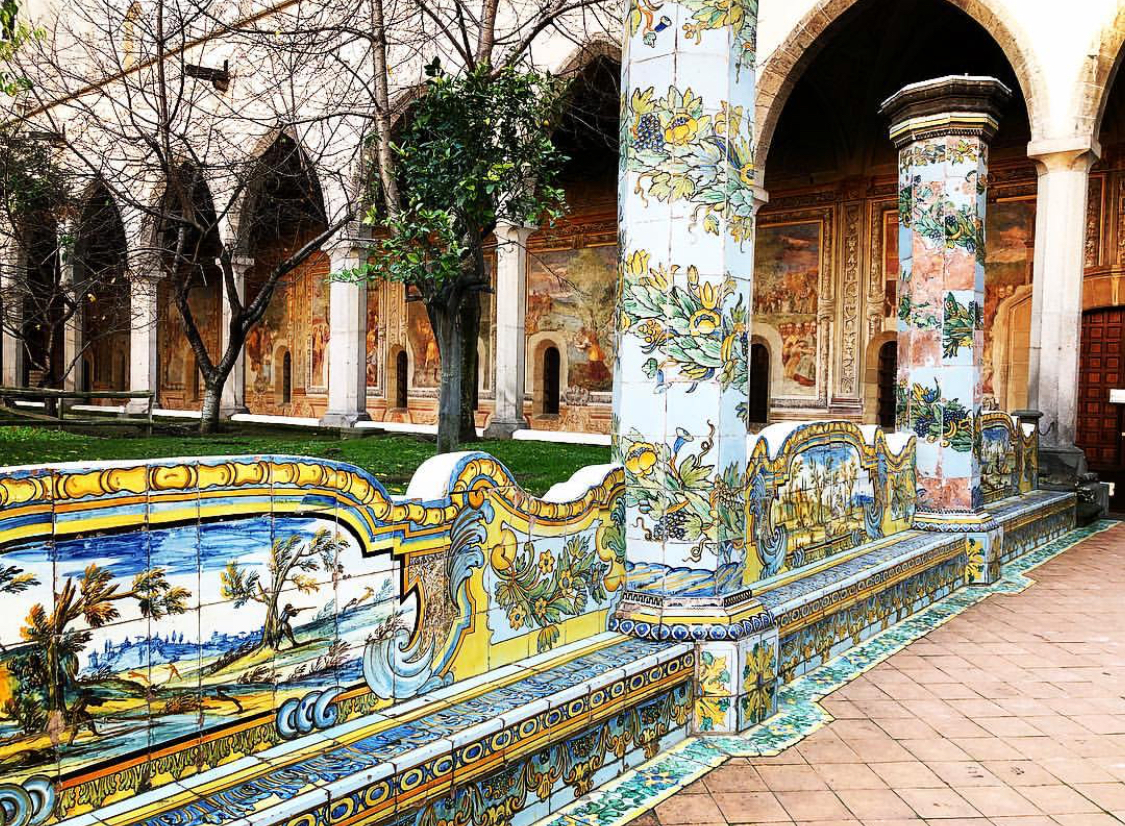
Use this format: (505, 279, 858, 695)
(281, 351, 293, 405)
(748, 342, 770, 424)
(74, 184, 130, 398)
(876, 341, 897, 429)
(156, 166, 224, 410)
(1076, 308, 1123, 471)
(240, 134, 328, 416)
(542, 346, 561, 415)
(395, 350, 409, 409)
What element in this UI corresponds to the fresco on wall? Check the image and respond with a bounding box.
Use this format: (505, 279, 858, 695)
(245, 254, 330, 415)
(403, 264, 494, 393)
(366, 283, 381, 388)
(157, 279, 220, 404)
(981, 198, 1035, 402)
(527, 244, 617, 394)
(753, 221, 821, 397)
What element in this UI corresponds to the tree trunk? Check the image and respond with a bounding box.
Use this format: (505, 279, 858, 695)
(428, 295, 467, 454)
(459, 294, 481, 444)
(200, 378, 224, 435)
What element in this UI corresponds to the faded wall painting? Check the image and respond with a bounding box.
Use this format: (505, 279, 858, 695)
(402, 262, 494, 394)
(527, 244, 617, 394)
(157, 278, 221, 406)
(245, 252, 331, 416)
(753, 220, 822, 398)
(982, 197, 1035, 407)
(366, 282, 381, 389)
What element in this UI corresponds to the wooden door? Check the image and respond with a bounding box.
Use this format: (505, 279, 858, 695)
(1077, 308, 1124, 470)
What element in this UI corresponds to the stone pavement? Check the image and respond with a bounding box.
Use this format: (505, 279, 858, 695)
(634, 523, 1125, 826)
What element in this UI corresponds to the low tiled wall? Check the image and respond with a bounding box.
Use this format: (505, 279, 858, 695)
(0, 453, 626, 822)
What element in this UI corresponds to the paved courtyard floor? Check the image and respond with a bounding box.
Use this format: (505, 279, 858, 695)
(633, 522, 1125, 826)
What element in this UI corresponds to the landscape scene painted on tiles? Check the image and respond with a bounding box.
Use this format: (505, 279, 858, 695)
(0, 512, 402, 781)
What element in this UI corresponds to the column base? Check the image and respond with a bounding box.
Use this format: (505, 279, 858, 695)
(220, 405, 249, 419)
(913, 510, 1002, 585)
(610, 589, 773, 642)
(319, 410, 372, 428)
(1038, 443, 1088, 488)
(125, 398, 155, 415)
(483, 416, 528, 439)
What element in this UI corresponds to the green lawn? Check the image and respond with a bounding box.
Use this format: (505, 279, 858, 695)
(0, 426, 611, 495)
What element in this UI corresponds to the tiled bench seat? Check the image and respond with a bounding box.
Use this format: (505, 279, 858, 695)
(990, 489, 1077, 565)
(753, 531, 968, 683)
(67, 634, 694, 826)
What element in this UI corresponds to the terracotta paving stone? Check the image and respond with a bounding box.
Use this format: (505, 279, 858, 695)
(633, 525, 1125, 826)
(774, 790, 854, 821)
(895, 788, 981, 819)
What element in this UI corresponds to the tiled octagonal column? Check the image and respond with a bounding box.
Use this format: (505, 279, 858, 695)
(880, 76, 1009, 582)
(612, 0, 775, 732)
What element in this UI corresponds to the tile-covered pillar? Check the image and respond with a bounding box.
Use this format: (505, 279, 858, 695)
(484, 221, 534, 438)
(321, 246, 371, 427)
(881, 76, 1009, 582)
(612, 0, 775, 732)
(219, 256, 251, 417)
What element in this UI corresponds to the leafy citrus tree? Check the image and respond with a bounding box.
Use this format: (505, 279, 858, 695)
(344, 63, 569, 453)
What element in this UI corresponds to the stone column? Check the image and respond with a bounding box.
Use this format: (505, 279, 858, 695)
(484, 221, 534, 438)
(1, 238, 24, 387)
(126, 273, 160, 413)
(1026, 137, 1100, 485)
(60, 229, 81, 397)
(220, 256, 252, 417)
(321, 246, 370, 427)
(612, 0, 776, 732)
(881, 76, 1009, 582)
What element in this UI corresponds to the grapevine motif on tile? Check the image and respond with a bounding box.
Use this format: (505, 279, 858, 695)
(622, 87, 756, 244)
(941, 292, 983, 358)
(619, 423, 744, 564)
(901, 378, 975, 453)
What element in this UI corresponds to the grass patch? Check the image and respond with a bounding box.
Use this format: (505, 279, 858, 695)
(0, 426, 611, 495)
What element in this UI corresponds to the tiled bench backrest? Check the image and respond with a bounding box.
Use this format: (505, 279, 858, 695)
(0, 452, 625, 822)
(743, 421, 918, 583)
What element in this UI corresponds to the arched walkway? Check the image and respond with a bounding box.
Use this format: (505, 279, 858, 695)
(755, 0, 1049, 174)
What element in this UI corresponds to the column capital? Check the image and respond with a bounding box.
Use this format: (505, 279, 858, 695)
(1026, 136, 1101, 173)
(880, 75, 1012, 148)
(229, 255, 254, 275)
(494, 219, 537, 243)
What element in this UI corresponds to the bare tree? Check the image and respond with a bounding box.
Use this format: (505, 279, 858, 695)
(239, 0, 617, 451)
(7, 0, 367, 432)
